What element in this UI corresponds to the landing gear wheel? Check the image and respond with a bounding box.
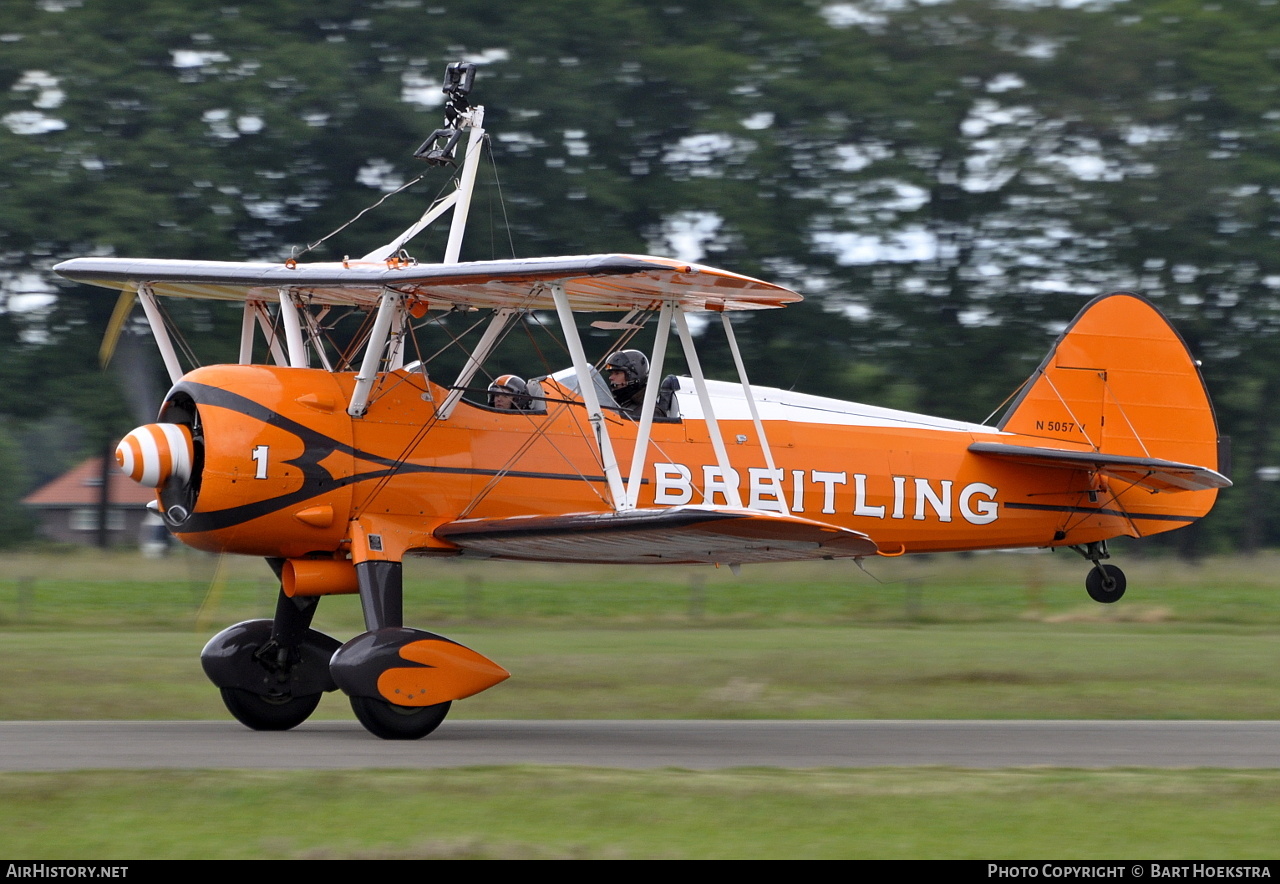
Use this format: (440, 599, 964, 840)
(350, 696, 452, 740)
(1085, 564, 1127, 604)
(219, 687, 322, 731)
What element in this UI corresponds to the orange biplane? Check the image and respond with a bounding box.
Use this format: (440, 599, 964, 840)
(55, 64, 1229, 739)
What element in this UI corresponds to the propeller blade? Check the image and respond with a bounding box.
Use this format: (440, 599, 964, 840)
(99, 289, 137, 369)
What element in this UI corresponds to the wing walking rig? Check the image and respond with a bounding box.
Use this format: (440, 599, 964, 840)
(55, 63, 1229, 739)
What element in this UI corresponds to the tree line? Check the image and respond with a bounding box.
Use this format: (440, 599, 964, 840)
(1, 0, 1277, 553)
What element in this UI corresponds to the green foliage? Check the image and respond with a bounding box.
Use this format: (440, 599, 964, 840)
(0, 423, 33, 545)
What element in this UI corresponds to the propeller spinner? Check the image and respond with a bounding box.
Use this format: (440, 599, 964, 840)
(117, 423, 194, 489)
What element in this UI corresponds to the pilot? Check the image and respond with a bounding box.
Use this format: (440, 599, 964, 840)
(488, 374, 531, 411)
(603, 350, 658, 419)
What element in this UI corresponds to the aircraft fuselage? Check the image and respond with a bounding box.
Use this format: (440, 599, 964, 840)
(155, 363, 1216, 565)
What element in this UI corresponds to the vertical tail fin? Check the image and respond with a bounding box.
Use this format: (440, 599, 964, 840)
(998, 292, 1223, 475)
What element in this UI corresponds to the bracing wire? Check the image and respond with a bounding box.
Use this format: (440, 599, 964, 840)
(291, 174, 436, 261)
(482, 133, 518, 260)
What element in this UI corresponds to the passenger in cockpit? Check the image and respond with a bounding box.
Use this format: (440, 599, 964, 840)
(488, 374, 531, 411)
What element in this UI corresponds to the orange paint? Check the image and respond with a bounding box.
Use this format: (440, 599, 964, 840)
(376, 638, 510, 705)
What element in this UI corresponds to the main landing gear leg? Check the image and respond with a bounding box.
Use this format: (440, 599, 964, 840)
(201, 558, 342, 731)
(357, 560, 404, 630)
(1071, 541, 1127, 604)
(344, 560, 452, 740)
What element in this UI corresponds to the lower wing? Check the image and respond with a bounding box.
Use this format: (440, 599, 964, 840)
(432, 505, 877, 564)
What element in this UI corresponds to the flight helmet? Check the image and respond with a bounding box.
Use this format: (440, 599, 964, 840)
(487, 374, 530, 409)
(603, 350, 649, 387)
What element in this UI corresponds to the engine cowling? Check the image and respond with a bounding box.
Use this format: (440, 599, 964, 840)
(126, 366, 357, 558)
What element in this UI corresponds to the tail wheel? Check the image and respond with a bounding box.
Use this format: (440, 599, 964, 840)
(220, 687, 322, 731)
(1085, 563, 1127, 604)
(350, 696, 451, 740)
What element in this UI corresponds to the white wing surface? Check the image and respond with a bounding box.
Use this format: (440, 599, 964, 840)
(54, 253, 802, 313)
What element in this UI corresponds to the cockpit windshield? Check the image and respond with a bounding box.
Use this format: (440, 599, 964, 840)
(543, 365, 616, 409)
(538, 365, 680, 421)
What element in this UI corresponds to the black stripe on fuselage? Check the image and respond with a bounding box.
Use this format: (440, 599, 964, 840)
(172, 381, 618, 534)
(1002, 501, 1197, 523)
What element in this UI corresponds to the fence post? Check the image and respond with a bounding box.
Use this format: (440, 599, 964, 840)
(688, 573, 706, 621)
(17, 576, 34, 621)
(466, 573, 483, 620)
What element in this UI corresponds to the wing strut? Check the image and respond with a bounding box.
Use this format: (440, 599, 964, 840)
(551, 282, 627, 510)
(238, 299, 257, 365)
(348, 290, 402, 417)
(137, 283, 184, 384)
(442, 106, 486, 265)
(277, 288, 309, 368)
(436, 307, 518, 420)
(301, 304, 335, 371)
(238, 298, 292, 367)
(353, 101, 489, 418)
(361, 193, 457, 263)
(250, 301, 288, 367)
(674, 307, 742, 508)
(386, 303, 406, 371)
(624, 300, 673, 509)
(720, 312, 788, 514)
(361, 106, 486, 263)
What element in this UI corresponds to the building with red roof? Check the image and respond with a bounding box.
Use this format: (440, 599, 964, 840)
(22, 456, 160, 547)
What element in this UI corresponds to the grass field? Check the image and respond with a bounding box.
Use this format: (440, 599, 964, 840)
(3, 624, 1279, 722)
(1, 547, 1277, 858)
(2, 546, 1279, 721)
(6, 543, 1280, 631)
(3, 768, 1280, 859)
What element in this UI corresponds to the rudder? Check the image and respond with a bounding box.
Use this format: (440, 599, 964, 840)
(998, 292, 1223, 475)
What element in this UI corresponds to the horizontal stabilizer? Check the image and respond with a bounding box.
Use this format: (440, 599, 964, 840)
(968, 441, 1232, 493)
(433, 505, 878, 565)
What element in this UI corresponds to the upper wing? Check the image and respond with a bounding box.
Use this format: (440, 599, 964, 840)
(968, 441, 1231, 493)
(432, 505, 877, 564)
(52, 253, 802, 313)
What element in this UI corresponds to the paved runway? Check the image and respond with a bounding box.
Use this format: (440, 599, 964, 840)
(2, 720, 1279, 770)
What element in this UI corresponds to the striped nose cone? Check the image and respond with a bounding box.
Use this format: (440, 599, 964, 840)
(116, 424, 194, 489)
